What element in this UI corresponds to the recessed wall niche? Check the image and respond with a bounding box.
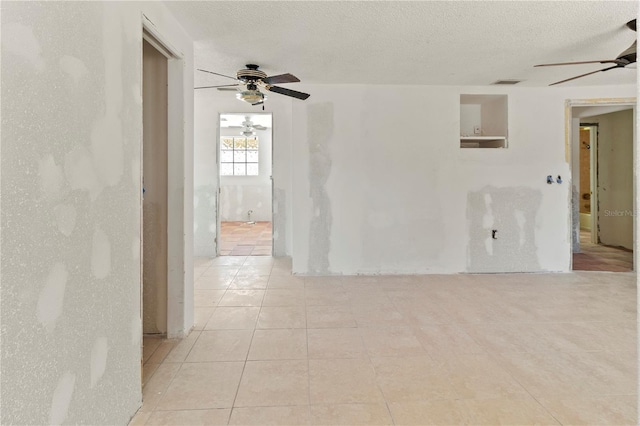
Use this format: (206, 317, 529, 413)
(460, 94, 508, 148)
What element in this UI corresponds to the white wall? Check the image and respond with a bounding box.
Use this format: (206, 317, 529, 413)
(460, 104, 481, 136)
(584, 109, 634, 250)
(194, 89, 293, 257)
(220, 126, 273, 222)
(1, 2, 193, 424)
(290, 84, 636, 275)
(460, 95, 507, 137)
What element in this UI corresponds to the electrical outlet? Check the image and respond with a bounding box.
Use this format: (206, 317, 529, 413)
(473, 125, 481, 135)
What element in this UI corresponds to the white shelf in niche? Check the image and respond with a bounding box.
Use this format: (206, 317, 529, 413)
(460, 136, 506, 140)
(460, 136, 507, 148)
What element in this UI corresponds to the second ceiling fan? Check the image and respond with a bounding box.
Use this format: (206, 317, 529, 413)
(535, 19, 636, 86)
(196, 64, 310, 106)
(226, 116, 267, 137)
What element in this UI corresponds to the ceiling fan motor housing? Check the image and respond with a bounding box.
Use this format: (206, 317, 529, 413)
(237, 64, 267, 82)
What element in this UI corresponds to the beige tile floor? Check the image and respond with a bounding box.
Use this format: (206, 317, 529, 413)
(219, 222, 272, 256)
(131, 257, 637, 425)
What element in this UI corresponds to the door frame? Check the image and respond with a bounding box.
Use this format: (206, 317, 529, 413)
(142, 16, 188, 338)
(216, 117, 221, 256)
(566, 97, 636, 270)
(215, 112, 274, 256)
(588, 124, 598, 244)
(578, 123, 599, 243)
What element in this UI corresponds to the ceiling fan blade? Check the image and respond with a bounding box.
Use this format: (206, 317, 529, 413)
(627, 19, 636, 31)
(265, 85, 310, 100)
(549, 65, 620, 86)
(194, 84, 241, 90)
(617, 40, 636, 64)
(535, 60, 622, 67)
(262, 73, 300, 84)
(254, 125, 267, 130)
(218, 87, 241, 91)
(252, 101, 264, 106)
(197, 68, 239, 81)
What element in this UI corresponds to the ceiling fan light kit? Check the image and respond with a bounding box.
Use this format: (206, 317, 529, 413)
(196, 64, 310, 106)
(237, 89, 266, 105)
(535, 19, 636, 86)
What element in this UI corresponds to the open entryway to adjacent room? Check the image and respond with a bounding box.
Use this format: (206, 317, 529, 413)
(217, 113, 273, 256)
(570, 102, 635, 272)
(142, 35, 169, 337)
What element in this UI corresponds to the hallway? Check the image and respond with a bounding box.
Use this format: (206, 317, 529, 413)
(131, 258, 636, 425)
(573, 230, 633, 272)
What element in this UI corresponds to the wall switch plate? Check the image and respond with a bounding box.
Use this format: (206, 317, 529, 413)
(473, 125, 481, 135)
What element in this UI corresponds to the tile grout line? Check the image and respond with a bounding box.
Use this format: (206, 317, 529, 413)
(226, 259, 269, 420)
(492, 352, 565, 426)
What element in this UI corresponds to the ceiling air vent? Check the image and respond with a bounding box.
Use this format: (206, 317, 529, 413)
(492, 79, 523, 85)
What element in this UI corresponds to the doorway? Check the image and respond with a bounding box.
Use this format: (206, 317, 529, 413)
(569, 101, 635, 272)
(217, 113, 274, 256)
(140, 21, 191, 398)
(142, 38, 168, 335)
(140, 19, 190, 339)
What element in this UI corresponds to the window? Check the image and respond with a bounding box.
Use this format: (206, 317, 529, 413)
(220, 136, 259, 176)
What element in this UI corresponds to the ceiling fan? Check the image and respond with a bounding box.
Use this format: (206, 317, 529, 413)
(225, 116, 267, 137)
(195, 64, 310, 106)
(535, 19, 636, 86)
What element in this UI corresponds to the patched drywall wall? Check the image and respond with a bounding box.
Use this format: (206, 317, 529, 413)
(220, 185, 272, 221)
(571, 185, 580, 252)
(193, 93, 218, 257)
(306, 103, 334, 274)
(219, 126, 272, 222)
(1, 2, 193, 424)
(273, 188, 288, 255)
(194, 90, 293, 257)
(585, 109, 634, 250)
(291, 84, 635, 274)
(467, 187, 541, 273)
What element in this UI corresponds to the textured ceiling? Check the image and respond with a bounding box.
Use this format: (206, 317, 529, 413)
(165, 1, 638, 88)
